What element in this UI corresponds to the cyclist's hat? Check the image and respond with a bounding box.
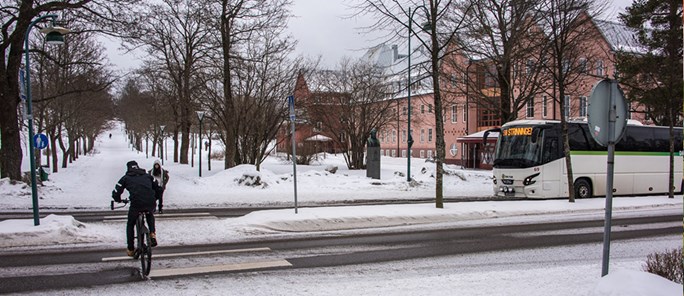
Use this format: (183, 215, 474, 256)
(126, 160, 139, 170)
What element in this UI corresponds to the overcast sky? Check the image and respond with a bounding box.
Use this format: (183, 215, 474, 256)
(105, 0, 636, 72)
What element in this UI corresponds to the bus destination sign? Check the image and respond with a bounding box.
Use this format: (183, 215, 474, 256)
(502, 127, 533, 137)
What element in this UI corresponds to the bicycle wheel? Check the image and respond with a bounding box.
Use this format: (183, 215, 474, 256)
(137, 215, 152, 277)
(139, 229, 151, 276)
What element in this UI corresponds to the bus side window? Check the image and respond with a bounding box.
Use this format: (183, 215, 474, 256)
(543, 137, 559, 163)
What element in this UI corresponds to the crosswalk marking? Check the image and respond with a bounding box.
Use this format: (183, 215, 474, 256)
(101, 247, 271, 262)
(148, 260, 292, 278)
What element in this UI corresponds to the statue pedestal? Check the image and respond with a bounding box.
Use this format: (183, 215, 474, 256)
(366, 146, 381, 179)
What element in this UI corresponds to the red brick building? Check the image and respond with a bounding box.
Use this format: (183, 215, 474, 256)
(280, 17, 646, 169)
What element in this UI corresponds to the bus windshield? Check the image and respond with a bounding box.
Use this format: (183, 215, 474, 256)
(494, 126, 542, 168)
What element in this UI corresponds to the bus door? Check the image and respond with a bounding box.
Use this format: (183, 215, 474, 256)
(540, 128, 563, 197)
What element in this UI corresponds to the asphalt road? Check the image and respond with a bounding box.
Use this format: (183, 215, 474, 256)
(0, 213, 680, 293)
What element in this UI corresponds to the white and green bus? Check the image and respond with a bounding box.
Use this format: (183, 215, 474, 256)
(486, 120, 683, 199)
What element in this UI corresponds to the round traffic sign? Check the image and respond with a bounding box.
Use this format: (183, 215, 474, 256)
(587, 79, 628, 146)
(33, 133, 48, 149)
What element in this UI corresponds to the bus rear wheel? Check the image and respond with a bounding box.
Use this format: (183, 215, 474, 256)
(574, 179, 593, 199)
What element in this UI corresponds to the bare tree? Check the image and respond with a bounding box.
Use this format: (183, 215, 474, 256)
(355, 0, 472, 208)
(30, 23, 114, 172)
(0, 0, 141, 180)
(537, 0, 606, 202)
(454, 0, 549, 124)
(123, 0, 216, 165)
(302, 58, 396, 170)
(213, 0, 293, 169)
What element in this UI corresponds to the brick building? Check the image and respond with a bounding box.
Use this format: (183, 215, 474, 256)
(281, 17, 645, 170)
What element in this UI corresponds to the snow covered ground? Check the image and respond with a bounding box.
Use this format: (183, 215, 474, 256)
(1, 122, 682, 295)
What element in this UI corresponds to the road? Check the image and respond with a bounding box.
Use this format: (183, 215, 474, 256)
(0, 213, 680, 293)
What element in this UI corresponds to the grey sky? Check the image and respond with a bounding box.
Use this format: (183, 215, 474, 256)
(105, 0, 635, 71)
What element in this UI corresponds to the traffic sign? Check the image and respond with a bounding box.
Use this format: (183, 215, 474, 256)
(33, 133, 48, 149)
(587, 79, 628, 146)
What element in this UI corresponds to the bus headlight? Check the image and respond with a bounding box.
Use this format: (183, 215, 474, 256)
(523, 173, 540, 186)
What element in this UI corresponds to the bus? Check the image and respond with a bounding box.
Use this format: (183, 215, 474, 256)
(485, 120, 683, 199)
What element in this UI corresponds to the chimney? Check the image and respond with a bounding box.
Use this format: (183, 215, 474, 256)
(392, 45, 398, 61)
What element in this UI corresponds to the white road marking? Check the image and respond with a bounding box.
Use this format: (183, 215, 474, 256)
(101, 247, 271, 262)
(103, 212, 213, 220)
(149, 260, 292, 278)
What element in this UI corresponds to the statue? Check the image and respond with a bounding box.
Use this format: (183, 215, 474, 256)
(367, 128, 380, 147)
(366, 128, 381, 179)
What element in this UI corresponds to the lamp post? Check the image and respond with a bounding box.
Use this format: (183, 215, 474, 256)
(196, 111, 205, 177)
(23, 15, 69, 226)
(406, 6, 425, 182)
(159, 125, 166, 165)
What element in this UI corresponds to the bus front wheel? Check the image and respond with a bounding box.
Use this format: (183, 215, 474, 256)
(574, 179, 593, 199)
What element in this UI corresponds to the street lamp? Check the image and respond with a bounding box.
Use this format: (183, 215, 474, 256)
(23, 15, 69, 226)
(196, 111, 205, 177)
(159, 125, 166, 165)
(406, 6, 427, 182)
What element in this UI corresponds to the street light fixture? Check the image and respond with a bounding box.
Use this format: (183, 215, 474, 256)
(159, 125, 166, 165)
(196, 111, 205, 177)
(24, 15, 69, 226)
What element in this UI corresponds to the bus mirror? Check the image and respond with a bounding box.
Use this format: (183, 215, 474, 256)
(483, 128, 501, 145)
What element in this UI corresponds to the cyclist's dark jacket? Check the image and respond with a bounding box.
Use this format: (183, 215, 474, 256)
(112, 166, 159, 211)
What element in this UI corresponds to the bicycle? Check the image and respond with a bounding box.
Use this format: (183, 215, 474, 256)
(111, 199, 152, 277)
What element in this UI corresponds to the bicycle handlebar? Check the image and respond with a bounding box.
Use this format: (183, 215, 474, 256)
(110, 199, 129, 210)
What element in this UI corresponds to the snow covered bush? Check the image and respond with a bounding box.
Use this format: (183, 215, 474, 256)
(643, 247, 682, 284)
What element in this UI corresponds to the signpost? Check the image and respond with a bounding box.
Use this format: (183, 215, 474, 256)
(587, 79, 628, 277)
(288, 95, 298, 214)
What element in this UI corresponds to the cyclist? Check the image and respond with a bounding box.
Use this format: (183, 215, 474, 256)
(112, 160, 160, 256)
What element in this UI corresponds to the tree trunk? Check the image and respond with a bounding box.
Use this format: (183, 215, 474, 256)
(559, 82, 575, 203)
(49, 131, 59, 173)
(58, 133, 68, 169)
(0, 85, 22, 180)
(173, 129, 179, 163)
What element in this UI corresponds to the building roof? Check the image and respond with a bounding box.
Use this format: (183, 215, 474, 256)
(592, 19, 645, 54)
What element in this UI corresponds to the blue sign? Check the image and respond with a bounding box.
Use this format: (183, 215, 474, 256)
(287, 95, 295, 121)
(33, 134, 48, 150)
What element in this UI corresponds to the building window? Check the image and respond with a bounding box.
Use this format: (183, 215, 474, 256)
(526, 59, 534, 75)
(526, 97, 534, 118)
(428, 104, 433, 113)
(596, 60, 604, 76)
(402, 130, 406, 143)
(392, 130, 396, 143)
(562, 60, 570, 74)
(450, 74, 457, 87)
(420, 150, 425, 158)
(403, 106, 407, 115)
(402, 150, 406, 158)
(463, 103, 467, 122)
(428, 129, 433, 142)
(421, 105, 425, 114)
(451, 105, 457, 123)
(420, 129, 425, 143)
(427, 150, 433, 158)
(579, 96, 587, 117)
(542, 96, 548, 118)
(391, 149, 396, 157)
(563, 95, 570, 118)
(579, 58, 587, 73)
